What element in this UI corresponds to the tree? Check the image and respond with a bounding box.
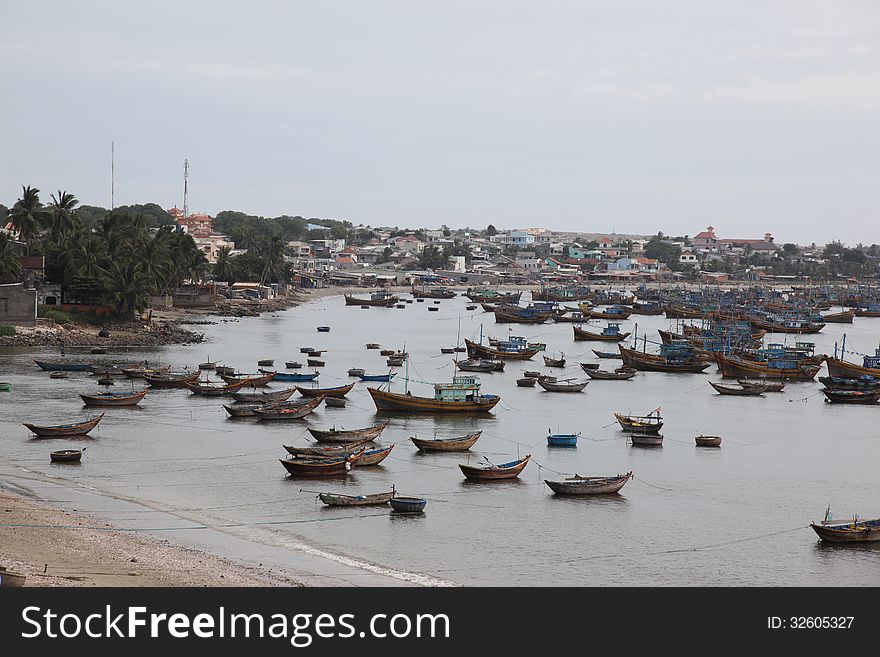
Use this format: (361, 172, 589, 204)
(48, 190, 80, 242)
(0, 232, 22, 283)
(643, 234, 681, 267)
(102, 259, 151, 318)
(486, 224, 497, 236)
(258, 236, 286, 285)
(214, 246, 235, 282)
(782, 243, 799, 257)
(9, 185, 48, 255)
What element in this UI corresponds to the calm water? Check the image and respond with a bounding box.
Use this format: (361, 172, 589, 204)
(2, 292, 880, 586)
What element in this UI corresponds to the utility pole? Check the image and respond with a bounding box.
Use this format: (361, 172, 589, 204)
(111, 141, 115, 210)
(183, 158, 189, 218)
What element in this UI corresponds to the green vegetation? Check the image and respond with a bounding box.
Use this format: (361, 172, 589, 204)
(0, 325, 16, 336)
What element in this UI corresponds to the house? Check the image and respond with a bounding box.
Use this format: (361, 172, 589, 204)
(679, 251, 699, 267)
(287, 241, 313, 258)
(0, 283, 37, 326)
(173, 209, 213, 238)
(17, 256, 45, 287)
(693, 226, 719, 251)
(393, 235, 425, 253)
(597, 236, 626, 259)
(192, 235, 235, 264)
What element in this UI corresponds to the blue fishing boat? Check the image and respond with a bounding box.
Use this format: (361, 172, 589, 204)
(389, 496, 427, 513)
(267, 371, 320, 382)
(547, 431, 579, 447)
(34, 359, 92, 372)
(358, 373, 396, 382)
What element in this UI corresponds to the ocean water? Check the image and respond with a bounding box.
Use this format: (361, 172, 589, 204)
(2, 293, 879, 586)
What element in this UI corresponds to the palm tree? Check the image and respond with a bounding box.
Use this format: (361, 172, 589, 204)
(48, 190, 80, 242)
(102, 259, 150, 318)
(0, 232, 22, 283)
(9, 186, 48, 255)
(258, 236, 286, 285)
(214, 246, 235, 282)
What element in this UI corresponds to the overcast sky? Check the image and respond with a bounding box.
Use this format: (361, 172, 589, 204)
(1, 1, 878, 244)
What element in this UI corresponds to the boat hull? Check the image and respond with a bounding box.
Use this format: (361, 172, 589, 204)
(545, 472, 633, 495)
(80, 391, 146, 407)
(459, 456, 530, 481)
(23, 413, 104, 437)
(410, 431, 482, 451)
(307, 421, 389, 443)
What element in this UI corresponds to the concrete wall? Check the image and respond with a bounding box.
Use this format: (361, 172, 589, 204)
(0, 283, 37, 326)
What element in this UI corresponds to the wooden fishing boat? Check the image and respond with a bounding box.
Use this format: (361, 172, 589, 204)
(122, 364, 171, 379)
(544, 471, 633, 495)
(257, 359, 274, 367)
(324, 397, 347, 407)
(198, 361, 217, 370)
(822, 309, 855, 323)
(285, 361, 303, 369)
(537, 378, 588, 392)
(264, 370, 319, 382)
(296, 382, 355, 398)
(279, 450, 364, 477)
(230, 387, 296, 403)
(573, 324, 631, 342)
(822, 389, 880, 404)
(215, 366, 236, 376)
(23, 413, 104, 437)
(389, 496, 427, 513)
(523, 370, 541, 378)
(481, 303, 498, 312)
(583, 367, 636, 380)
(552, 311, 590, 323)
(440, 347, 456, 354)
(695, 435, 722, 447)
(284, 438, 374, 458)
(825, 356, 880, 379)
(411, 285, 456, 299)
(714, 353, 822, 380)
(317, 489, 395, 507)
(593, 349, 622, 359)
(465, 288, 522, 304)
(410, 431, 482, 451)
(80, 390, 146, 406)
(353, 444, 394, 466)
(308, 421, 389, 443)
(590, 308, 632, 320)
(455, 359, 504, 373)
(96, 375, 115, 386)
(819, 376, 880, 390)
(543, 354, 566, 368)
(664, 304, 709, 319)
(49, 371, 68, 379)
(348, 368, 366, 377)
(345, 291, 399, 307)
(810, 515, 880, 543)
(465, 339, 538, 361)
(855, 307, 880, 317)
(34, 359, 92, 372)
(459, 454, 531, 481)
(254, 397, 324, 420)
(379, 349, 396, 356)
(547, 432, 579, 447)
(737, 379, 785, 392)
(619, 344, 711, 373)
(307, 358, 326, 367)
(709, 381, 767, 396)
(614, 412, 663, 434)
(144, 371, 200, 388)
(366, 343, 381, 349)
(630, 433, 664, 446)
(223, 402, 274, 417)
(185, 379, 249, 396)
(428, 306, 439, 311)
(0, 566, 27, 587)
(368, 377, 501, 413)
(516, 377, 537, 387)
(219, 372, 275, 387)
(317, 326, 331, 332)
(50, 449, 83, 463)
(538, 375, 557, 383)
(358, 372, 397, 382)
(386, 357, 404, 366)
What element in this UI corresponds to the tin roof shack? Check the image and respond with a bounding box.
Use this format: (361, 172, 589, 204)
(0, 283, 37, 326)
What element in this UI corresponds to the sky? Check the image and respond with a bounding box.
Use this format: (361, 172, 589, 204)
(1, 1, 878, 245)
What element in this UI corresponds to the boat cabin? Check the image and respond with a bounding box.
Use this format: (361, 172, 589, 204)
(434, 375, 482, 402)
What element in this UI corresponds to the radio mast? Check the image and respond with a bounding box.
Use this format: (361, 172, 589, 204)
(183, 158, 189, 218)
(110, 141, 115, 210)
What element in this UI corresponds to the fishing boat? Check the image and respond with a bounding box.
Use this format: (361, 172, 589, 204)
(23, 413, 104, 437)
(0, 566, 27, 587)
(264, 370, 320, 382)
(353, 444, 395, 466)
(308, 421, 389, 443)
(358, 372, 397, 382)
(48, 371, 68, 379)
(279, 450, 364, 477)
(219, 372, 275, 387)
(368, 374, 500, 413)
(713, 353, 822, 380)
(185, 379, 249, 396)
(121, 364, 171, 378)
(50, 449, 84, 463)
(614, 411, 663, 434)
(257, 359, 274, 367)
(386, 357, 405, 366)
(411, 285, 456, 299)
(523, 370, 541, 378)
(410, 431, 482, 451)
(516, 377, 537, 387)
(593, 349, 622, 359)
(459, 455, 531, 481)
(709, 381, 767, 396)
(818, 376, 880, 390)
(96, 376, 114, 385)
(552, 311, 590, 323)
(695, 435, 722, 447)
(215, 366, 236, 376)
(630, 301, 665, 315)
(573, 323, 631, 342)
(543, 354, 566, 368)
(317, 326, 331, 332)
(324, 397, 347, 408)
(254, 397, 324, 420)
(223, 402, 275, 417)
(537, 379, 588, 392)
(583, 367, 636, 380)
(285, 361, 303, 369)
(547, 431, 579, 447)
(198, 360, 217, 370)
(366, 343, 381, 349)
(317, 489, 395, 507)
(344, 291, 399, 307)
(544, 471, 633, 495)
(389, 496, 427, 513)
(630, 433, 664, 446)
(619, 343, 711, 373)
(307, 358, 326, 367)
(428, 306, 439, 311)
(822, 309, 855, 323)
(300, 347, 316, 354)
(348, 368, 366, 377)
(493, 305, 553, 324)
(465, 288, 522, 304)
(590, 306, 632, 320)
(465, 338, 538, 361)
(455, 359, 505, 373)
(822, 389, 880, 404)
(80, 390, 147, 407)
(230, 387, 296, 403)
(379, 349, 396, 356)
(34, 359, 92, 372)
(810, 510, 880, 543)
(737, 379, 785, 392)
(440, 347, 456, 354)
(144, 371, 200, 388)
(284, 438, 374, 458)
(296, 382, 355, 398)
(481, 303, 498, 312)
(855, 305, 880, 317)
(826, 346, 880, 378)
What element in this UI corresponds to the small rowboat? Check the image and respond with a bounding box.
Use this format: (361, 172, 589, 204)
(380, 349, 396, 356)
(580, 362, 600, 370)
(307, 358, 326, 367)
(358, 373, 396, 382)
(709, 381, 767, 396)
(695, 435, 722, 447)
(547, 432, 579, 447)
(265, 370, 319, 382)
(410, 431, 482, 452)
(279, 450, 364, 477)
(308, 421, 389, 443)
(810, 516, 880, 543)
(348, 368, 366, 377)
(592, 350, 622, 359)
(285, 361, 303, 369)
(822, 389, 880, 404)
(389, 496, 427, 513)
(538, 379, 588, 392)
(220, 372, 275, 387)
(300, 347, 316, 354)
(584, 367, 636, 380)
(223, 402, 272, 417)
(516, 377, 537, 387)
(198, 361, 217, 370)
(230, 387, 296, 403)
(50, 448, 84, 463)
(440, 347, 456, 354)
(523, 371, 541, 378)
(186, 379, 249, 396)
(630, 433, 664, 446)
(737, 379, 786, 392)
(460, 455, 530, 481)
(257, 359, 275, 367)
(354, 444, 394, 466)
(49, 371, 68, 379)
(317, 326, 331, 332)
(324, 397, 347, 408)
(24, 413, 104, 437)
(543, 355, 566, 368)
(80, 390, 146, 406)
(284, 438, 375, 458)
(215, 366, 236, 376)
(317, 489, 394, 507)
(386, 357, 405, 366)
(144, 371, 200, 388)
(96, 375, 114, 386)
(296, 382, 355, 398)
(544, 471, 633, 496)
(122, 364, 171, 379)
(34, 360, 92, 372)
(253, 397, 324, 420)
(366, 343, 381, 349)
(614, 412, 663, 434)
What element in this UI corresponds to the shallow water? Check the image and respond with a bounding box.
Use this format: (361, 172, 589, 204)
(2, 293, 880, 586)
